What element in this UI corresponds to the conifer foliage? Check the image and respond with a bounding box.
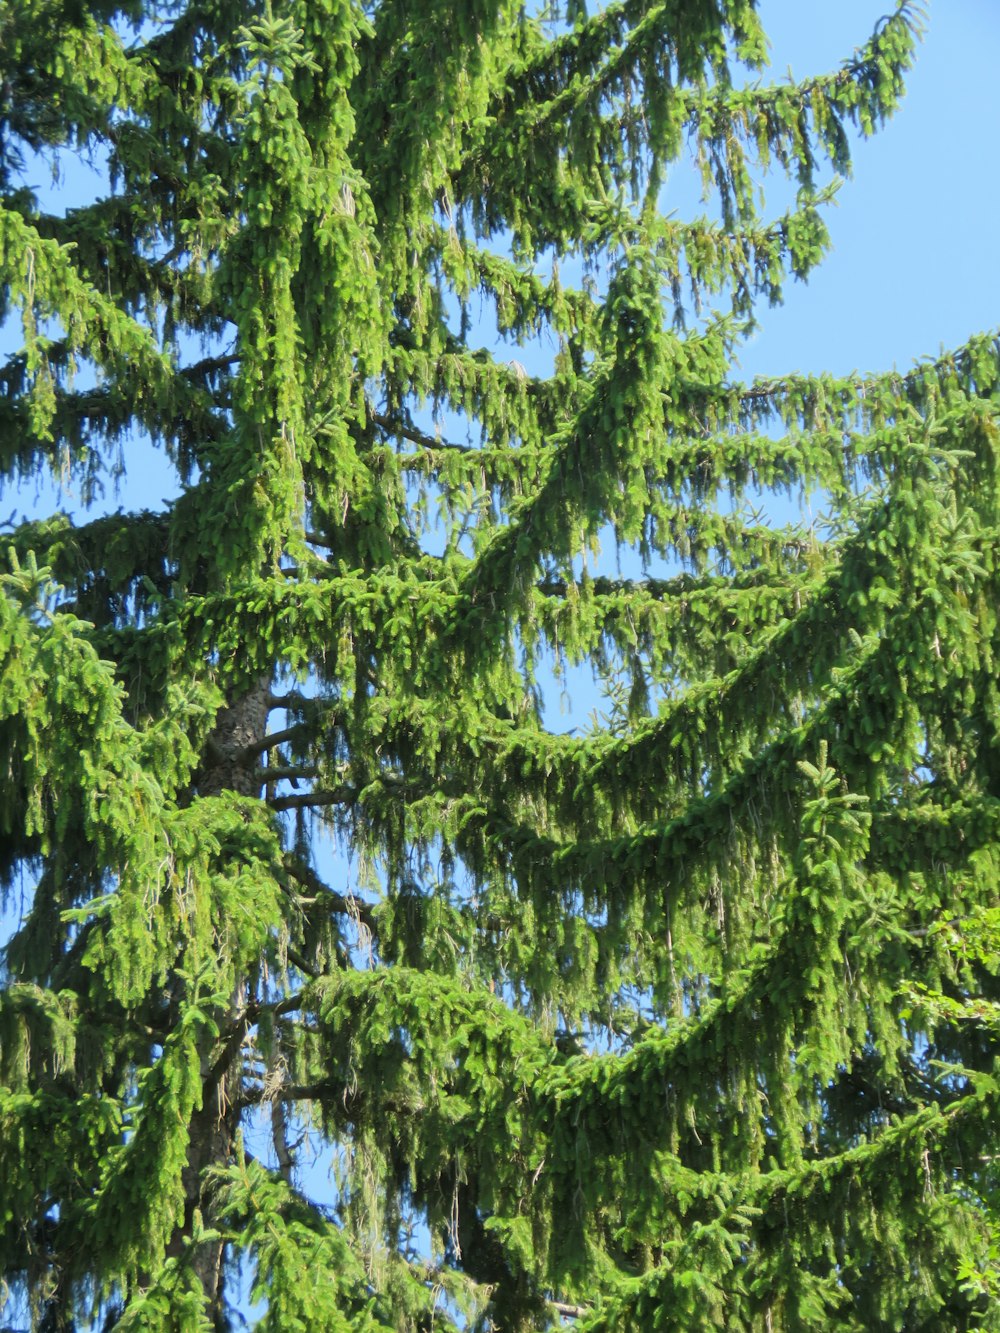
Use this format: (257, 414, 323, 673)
(2, 0, 999, 1327)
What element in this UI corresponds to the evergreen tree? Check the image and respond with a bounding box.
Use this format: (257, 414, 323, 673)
(2, 0, 999, 1328)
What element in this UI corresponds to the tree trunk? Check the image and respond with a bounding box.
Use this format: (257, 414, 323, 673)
(164, 677, 271, 1324)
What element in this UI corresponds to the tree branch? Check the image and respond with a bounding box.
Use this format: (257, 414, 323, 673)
(271, 1099, 295, 1185)
(208, 991, 308, 1091)
(282, 858, 377, 934)
(241, 724, 310, 757)
(263, 765, 319, 784)
(181, 352, 240, 380)
(370, 411, 477, 456)
(550, 1300, 591, 1318)
(269, 786, 356, 811)
(285, 946, 321, 979)
(267, 689, 317, 712)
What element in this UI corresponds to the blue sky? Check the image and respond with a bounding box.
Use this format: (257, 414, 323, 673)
(738, 0, 1000, 379)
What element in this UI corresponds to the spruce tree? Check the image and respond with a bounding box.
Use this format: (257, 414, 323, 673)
(2, 0, 999, 1328)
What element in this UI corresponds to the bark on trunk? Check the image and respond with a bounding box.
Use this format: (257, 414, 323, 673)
(164, 676, 271, 1325)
